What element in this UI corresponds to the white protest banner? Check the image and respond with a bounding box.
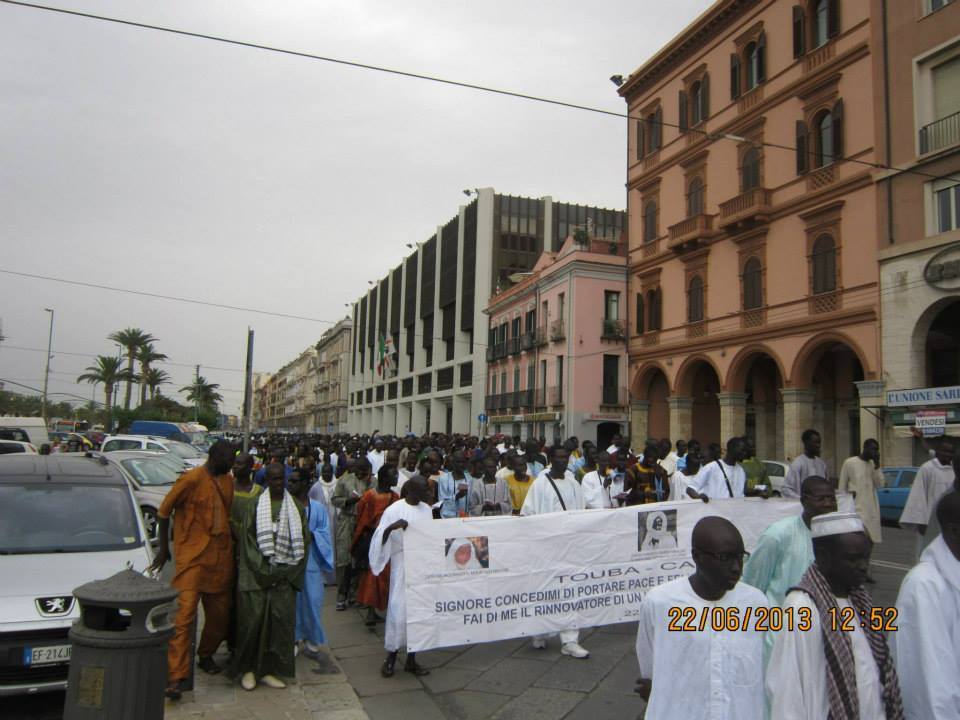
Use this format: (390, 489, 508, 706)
(402, 497, 802, 652)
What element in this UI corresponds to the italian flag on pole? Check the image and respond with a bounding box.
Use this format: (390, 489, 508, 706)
(377, 333, 396, 377)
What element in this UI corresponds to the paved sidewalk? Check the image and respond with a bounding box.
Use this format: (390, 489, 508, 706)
(163, 599, 370, 720)
(325, 598, 646, 720)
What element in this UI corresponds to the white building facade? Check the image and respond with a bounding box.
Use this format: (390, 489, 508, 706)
(347, 188, 625, 436)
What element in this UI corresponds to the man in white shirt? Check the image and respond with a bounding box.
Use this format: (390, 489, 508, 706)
(636, 516, 767, 720)
(767, 511, 904, 720)
(900, 436, 957, 558)
(838, 439, 884, 545)
(520, 446, 590, 659)
(582, 451, 620, 509)
(686, 437, 747, 501)
(782, 429, 828, 499)
(892, 490, 960, 719)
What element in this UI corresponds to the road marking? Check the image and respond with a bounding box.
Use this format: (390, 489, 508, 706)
(870, 559, 912, 571)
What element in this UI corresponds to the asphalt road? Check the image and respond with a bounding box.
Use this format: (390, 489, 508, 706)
(0, 525, 917, 720)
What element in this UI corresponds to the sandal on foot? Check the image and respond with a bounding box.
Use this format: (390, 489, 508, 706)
(381, 658, 396, 678)
(404, 661, 430, 676)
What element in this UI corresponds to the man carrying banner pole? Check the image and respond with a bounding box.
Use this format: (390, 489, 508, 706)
(519, 445, 591, 659)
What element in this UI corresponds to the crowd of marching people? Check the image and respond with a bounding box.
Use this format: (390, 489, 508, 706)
(153, 428, 960, 719)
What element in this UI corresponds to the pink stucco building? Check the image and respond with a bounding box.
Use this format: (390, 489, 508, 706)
(484, 235, 629, 447)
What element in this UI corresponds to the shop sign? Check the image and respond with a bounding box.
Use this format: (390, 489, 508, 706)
(924, 241, 960, 290)
(915, 410, 947, 437)
(886, 385, 960, 407)
(585, 413, 628, 422)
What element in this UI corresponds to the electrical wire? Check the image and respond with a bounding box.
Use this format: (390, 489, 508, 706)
(0, 268, 339, 325)
(2, 0, 958, 186)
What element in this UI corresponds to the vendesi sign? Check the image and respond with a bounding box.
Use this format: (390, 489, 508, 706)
(915, 410, 947, 437)
(886, 385, 960, 407)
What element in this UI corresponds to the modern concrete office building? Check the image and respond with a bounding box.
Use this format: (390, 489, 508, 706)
(346, 188, 625, 436)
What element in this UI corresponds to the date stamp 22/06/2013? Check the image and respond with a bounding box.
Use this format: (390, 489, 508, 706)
(667, 605, 898, 633)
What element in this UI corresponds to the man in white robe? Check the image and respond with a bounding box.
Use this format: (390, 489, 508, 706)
(368, 474, 433, 678)
(891, 490, 960, 718)
(366, 438, 386, 477)
(520, 446, 590, 659)
(581, 451, 617, 509)
(782, 429, 828, 499)
(838, 439, 884, 544)
(636, 517, 767, 720)
(686, 437, 747, 501)
(900, 436, 956, 558)
(767, 512, 904, 720)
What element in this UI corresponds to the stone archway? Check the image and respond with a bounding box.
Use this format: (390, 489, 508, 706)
(726, 345, 786, 460)
(788, 334, 867, 475)
(631, 363, 671, 445)
(675, 356, 722, 446)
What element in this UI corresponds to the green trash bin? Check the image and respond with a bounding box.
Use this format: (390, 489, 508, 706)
(64, 569, 178, 720)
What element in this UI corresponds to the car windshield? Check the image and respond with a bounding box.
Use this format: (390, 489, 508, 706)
(0, 484, 142, 554)
(187, 432, 210, 450)
(167, 441, 205, 460)
(120, 458, 179, 486)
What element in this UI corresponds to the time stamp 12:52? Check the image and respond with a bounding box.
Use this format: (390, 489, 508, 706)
(666, 606, 899, 633)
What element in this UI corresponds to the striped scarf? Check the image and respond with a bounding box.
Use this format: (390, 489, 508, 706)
(793, 564, 903, 720)
(255, 490, 305, 566)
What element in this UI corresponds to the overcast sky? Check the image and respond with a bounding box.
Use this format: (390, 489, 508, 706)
(0, 0, 709, 416)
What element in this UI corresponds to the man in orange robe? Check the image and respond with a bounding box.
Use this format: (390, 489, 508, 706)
(352, 465, 398, 626)
(150, 440, 236, 699)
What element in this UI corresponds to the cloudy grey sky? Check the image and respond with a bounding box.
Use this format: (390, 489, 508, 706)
(0, 0, 709, 415)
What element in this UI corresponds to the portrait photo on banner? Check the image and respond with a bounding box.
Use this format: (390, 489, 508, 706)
(637, 508, 679, 552)
(444, 536, 490, 571)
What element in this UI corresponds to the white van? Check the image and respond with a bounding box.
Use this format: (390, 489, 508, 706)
(0, 417, 50, 448)
(0, 454, 154, 696)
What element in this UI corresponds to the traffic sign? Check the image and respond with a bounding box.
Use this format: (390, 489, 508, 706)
(478, 413, 488, 423)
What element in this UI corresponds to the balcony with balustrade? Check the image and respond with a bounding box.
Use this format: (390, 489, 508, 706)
(719, 188, 772, 231)
(601, 318, 626, 340)
(920, 111, 960, 156)
(667, 213, 717, 252)
(549, 319, 566, 342)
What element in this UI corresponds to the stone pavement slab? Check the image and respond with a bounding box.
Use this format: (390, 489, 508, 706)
(464, 657, 552, 696)
(432, 690, 512, 720)
(490, 687, 584, 720)
(361, 689, 446, 720)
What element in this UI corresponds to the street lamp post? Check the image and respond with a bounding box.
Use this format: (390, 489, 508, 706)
(41, 308, 54, 425)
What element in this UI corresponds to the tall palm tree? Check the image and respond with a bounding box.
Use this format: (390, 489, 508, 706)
(180, 376, 223, 413)
(77, 356, 129, 411)
(142, 367, 171, 401)
(136, 342, 168, 405)
(108, 328, 155, 410)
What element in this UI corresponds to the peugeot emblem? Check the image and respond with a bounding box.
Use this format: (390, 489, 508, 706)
(36, 596, 74, 617)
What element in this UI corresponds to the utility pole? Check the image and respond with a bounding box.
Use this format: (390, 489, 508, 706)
(41, 308, 54, 425)
(242, 328, 254, 452)
(194, 364, 200, 422)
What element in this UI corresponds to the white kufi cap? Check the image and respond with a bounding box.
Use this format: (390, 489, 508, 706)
(810, 511, 865, 539)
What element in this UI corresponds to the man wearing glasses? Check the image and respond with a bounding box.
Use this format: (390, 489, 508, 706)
(635, 516, 767, 720)
(743, 475, 838, 608)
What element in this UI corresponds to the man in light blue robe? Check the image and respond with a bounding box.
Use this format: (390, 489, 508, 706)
(742, 475, 836, 659)
(290, 471, 334, 656)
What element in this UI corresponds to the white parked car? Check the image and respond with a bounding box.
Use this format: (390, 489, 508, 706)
(101, 434, 205, 468)
(762, 460, 790, 496)
(0, 440, 38, 455)
(0, 454, 153, 696)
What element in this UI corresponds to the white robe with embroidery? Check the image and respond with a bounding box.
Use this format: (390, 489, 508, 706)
(368, 499, 433, 652)
(891, 535, 960, 719)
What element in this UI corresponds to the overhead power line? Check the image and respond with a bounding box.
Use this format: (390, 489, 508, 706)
(2, 0, 958, 184)
(0, 268, 337, 324)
